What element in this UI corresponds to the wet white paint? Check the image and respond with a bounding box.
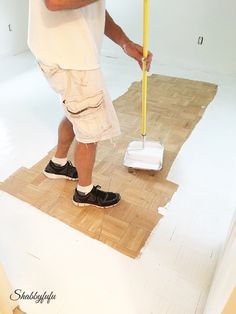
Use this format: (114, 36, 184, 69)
(124, 140, 164, 170)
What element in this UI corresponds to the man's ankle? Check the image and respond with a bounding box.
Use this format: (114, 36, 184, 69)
(52, 156, 67, 166)
(77, 183, 93, 195)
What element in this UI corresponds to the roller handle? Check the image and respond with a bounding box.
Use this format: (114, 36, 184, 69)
(141, 0, 149, 138)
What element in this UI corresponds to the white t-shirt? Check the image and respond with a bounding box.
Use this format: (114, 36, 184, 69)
(28, 0, 105, 70)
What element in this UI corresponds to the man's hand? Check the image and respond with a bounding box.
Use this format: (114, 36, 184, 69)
(122, 41, 153, 71)
(104, 11, 153, 71)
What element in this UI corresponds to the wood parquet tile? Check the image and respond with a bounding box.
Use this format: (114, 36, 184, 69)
(0, 74, 217, 258)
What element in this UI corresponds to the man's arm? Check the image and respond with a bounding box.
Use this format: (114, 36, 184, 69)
(45, 0, 98, 11)
(104, 11, 130, 49)
(104, 11, 153, 71)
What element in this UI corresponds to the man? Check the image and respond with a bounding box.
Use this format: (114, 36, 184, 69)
(28, 0, 152, 208)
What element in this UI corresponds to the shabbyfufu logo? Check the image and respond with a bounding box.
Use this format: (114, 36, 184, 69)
(10, 289, 56, 304)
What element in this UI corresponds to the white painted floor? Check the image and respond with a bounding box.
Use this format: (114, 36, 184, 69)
(0, 51, 236, 314)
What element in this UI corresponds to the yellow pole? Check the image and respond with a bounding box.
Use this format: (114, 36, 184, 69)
(142, 0, 149, 138)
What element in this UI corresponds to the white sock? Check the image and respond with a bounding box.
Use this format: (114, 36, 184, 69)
(52, 156, 67, 166)
(77, 183, 93, 195)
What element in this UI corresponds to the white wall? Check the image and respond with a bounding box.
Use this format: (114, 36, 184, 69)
(0, 0, 29, 57)
(103, 0, 236, 75)
(1, 0, 235, 74)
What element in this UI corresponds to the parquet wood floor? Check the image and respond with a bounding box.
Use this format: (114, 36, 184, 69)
(0, 74, 217, 258)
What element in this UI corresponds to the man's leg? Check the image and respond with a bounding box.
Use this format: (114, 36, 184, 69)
(43, 117, 78, 180)
(75, 142, 96, 187)
(73, 141, 120, 208)
(54, 116, 75, 158)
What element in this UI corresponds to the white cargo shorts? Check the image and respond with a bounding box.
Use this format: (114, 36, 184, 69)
(38, 62, 121, 143)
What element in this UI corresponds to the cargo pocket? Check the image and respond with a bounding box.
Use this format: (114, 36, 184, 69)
(37, 62, 66, 95)
(63, 90, 112, 139)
